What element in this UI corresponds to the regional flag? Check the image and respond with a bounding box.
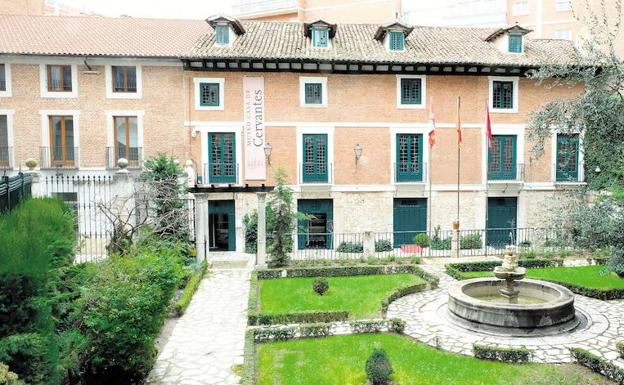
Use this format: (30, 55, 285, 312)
(485, 102, 494, 149)
(428, 99, 436, 147)
(456, 96, 462, 147)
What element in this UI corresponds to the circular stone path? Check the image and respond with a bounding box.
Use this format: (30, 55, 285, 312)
(387, 263, 624, 365)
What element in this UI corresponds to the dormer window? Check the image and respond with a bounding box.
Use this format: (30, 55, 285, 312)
(312, 28, 329, 48)
(304, 20, 337, 49)
(206, 15, 245, 48)
(389, 31, 405, 51)
(374, 22, 413, 52)
(484, 24, 531, 55)
(215, 25, 230, 46)
(508, 34, 523, 53)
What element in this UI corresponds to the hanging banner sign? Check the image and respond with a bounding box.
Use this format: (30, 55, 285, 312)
(243, 76, 266, 180)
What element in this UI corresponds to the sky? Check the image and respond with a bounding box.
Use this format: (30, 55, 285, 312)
(57, 0, 234, 19)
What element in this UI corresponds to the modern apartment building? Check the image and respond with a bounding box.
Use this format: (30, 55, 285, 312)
(0, 15, 584, 256)
(232, 0, 401, 23)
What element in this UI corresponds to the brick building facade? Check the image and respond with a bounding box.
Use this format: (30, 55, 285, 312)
(0, 15, 585, 257)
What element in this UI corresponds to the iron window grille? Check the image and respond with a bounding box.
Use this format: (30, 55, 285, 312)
(200, 83, 220, 107)
(492, 81, 514, 109)
(556, 134, 580, 181)
(400, 78, 422, 105)
(304, 83, 323, 105)
(488, 135, 517, 180)
(396, 134, 423, 182)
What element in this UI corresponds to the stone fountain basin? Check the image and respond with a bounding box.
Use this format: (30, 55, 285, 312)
(448, 278, 576, 328)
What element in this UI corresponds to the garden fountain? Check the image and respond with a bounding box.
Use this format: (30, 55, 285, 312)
(447, 246, 581, 333)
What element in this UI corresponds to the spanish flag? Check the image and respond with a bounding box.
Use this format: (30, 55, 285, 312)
(456, 96, 462, 147)
(428, 98, 436, 147)
(485, 102, 494, 149)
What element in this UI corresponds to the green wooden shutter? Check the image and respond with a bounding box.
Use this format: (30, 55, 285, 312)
(488, 135, 517, 180)
(400, 78, 422, 105)
(556, 134, 579, 181)
(396, 134, 423, 182)
(492, 81, 514, 109)
(508, 34, 523, 53)
(200, 83, 220, 107)
(215, 25, 229, 45)
(312, 28, 329, 48)
(302, 134, 328, 183)
(304, 83, 323, 104)
(389, 31, 404, 51)
(209, 133, 236, 183)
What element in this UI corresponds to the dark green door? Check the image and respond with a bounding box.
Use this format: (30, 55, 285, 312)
(209, 200, 235, 251)
(298, 199, 333, 250)
(302, 134, 328, 183)
(393, 199, 427, 248)
(208, 133, 236, 184)
(487, 197, 517, 247)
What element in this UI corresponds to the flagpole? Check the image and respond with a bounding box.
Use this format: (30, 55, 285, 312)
(484, 102, 489, 259)
(456, 96, 461, 226)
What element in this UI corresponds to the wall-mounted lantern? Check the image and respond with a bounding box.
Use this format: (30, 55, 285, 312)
(264, 143, 273, 165)
(354, 143, 363, 165)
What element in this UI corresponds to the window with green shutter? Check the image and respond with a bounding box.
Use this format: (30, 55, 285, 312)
(396, 134, 423, 182)
(304, 82, 323, 104)
(492, 81, 514, 109)
(400, 78, 422, 105)
(488, 135, 517, 180)
(200, 83, 220, 107)
(209, 133, 236, 183)
(215, 25, 230, 45)
(556, 134, 580, 181)
(312, 28, 329, 48)
(508, 34, 523, 53)
(389, 31, 405, 51)
(302, 134, 328, 183)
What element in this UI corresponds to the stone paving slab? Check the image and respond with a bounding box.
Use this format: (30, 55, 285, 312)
(387, 261, 624, 364)
(146, 268, 251, 385)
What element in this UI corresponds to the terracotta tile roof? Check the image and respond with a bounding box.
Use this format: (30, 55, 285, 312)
(0, 15, 578, 67)
(0, 15, 207, 57)
(189, 22, 578, 67)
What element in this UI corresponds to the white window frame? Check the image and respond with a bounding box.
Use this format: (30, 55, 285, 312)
(105, 111, 145, 167)
(105, 64, 143, 99)
(299, 76, 328, 108)
(488, 76, 519, 114)
(0, 110, 15, 168)
(556, 0, 572, 12)
(555, 29, 572, 40)
(0, 63, 12, 97)
(481, 124, 525, 184)
(39, 63, 79, 98)
(194, 77, 225, 111)
(199, 125, 243, 185)
(390, 126, 430, 185)
(296, 126, 334, 185)
(39, 110, 81, 167)
(550, 130, 585, 183)
(396, 74, 426, 109)
(512, 0, 529, 15)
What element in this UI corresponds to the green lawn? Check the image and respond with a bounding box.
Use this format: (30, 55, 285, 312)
(259, 274, 424, 318)
(458, 265, 624, 290)
(257, 333, 611, 385)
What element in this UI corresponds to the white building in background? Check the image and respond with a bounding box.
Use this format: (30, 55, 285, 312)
(401, 0, 508, 27)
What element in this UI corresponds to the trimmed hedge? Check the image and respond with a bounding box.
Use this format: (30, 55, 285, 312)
(473, 344, 530, 363)
(249, 311, 350, 326)
(174, 261, 208, 316)
(256, 264, 425, 279)
(570, 348, 624, 385)
(381, 283, 428, 316)
(445, 259, 564, 280)
(241, 330, 256, 385)
(542, 281, 624, 300)
(617, 340, 624, 359)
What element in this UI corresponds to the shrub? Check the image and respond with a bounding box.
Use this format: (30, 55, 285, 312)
(430, 236, 452, 250)
(460, 233, 482, 249)
(0, 333, 55, 384)
(413, 233, 430, 247)
(570, 348, 624, 385)
(473, 344, 530, 363)
(388, 318, 405, 334)
(80, 241, 185, 381)
(519, 249, 537, 259)
(336, 242, 364, 253)
(249, 311, 349, 326)
(0, 362, 23, 385)
(365, 348, 393, 385)
(617, 340, 624, 359)
(313, 278, 329, 295)
(608, 248, 624, 278)
(268, 169, 298, 267)
(174, 261, 208, 316)
(375, 240, 393, 252)
(350, 320, 384, 334)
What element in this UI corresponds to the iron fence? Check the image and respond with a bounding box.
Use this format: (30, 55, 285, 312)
(0, 173, 32, 212)
(260, 227, 572, 261)
(41, 175, 197, 263)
